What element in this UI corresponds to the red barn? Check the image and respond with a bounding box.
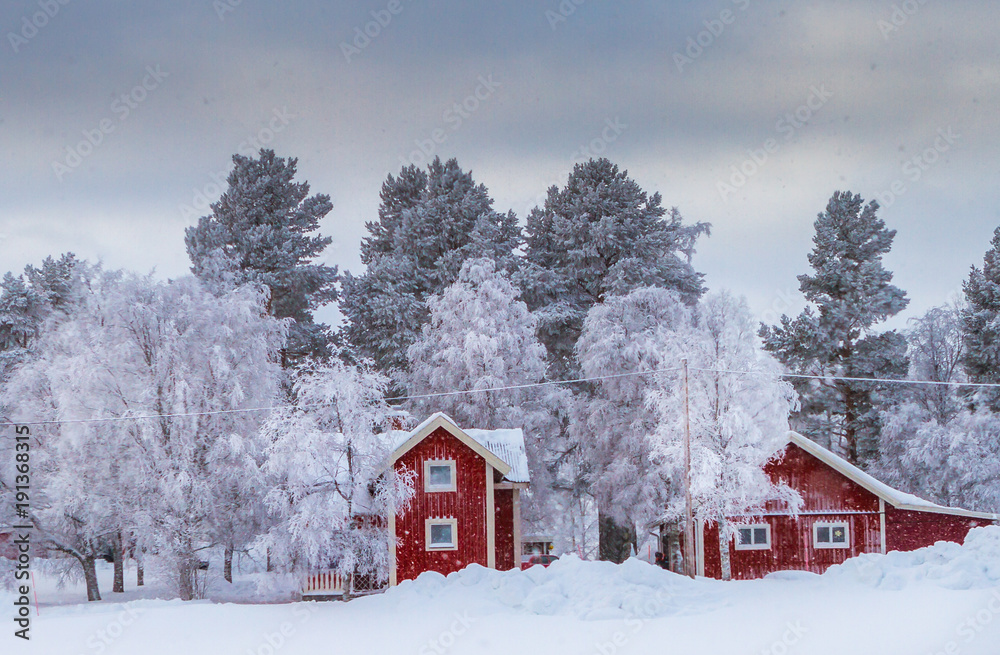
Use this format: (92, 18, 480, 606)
(657, 431, 997, 580)
(388, 413, 529, 585)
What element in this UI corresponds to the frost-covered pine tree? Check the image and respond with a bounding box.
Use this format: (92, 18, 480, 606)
(5, 270, 287, 601)
(523, 158, 710, 380)
(523, 159, 709, 559)
(0, 253, 80, 383)
(257, 359, 414, 596)
(574, 286, 692, 562)
(340, 158, 521, 376)
(761, 191, 909, 465)
(648, 291, 801, 580)
(962, 226, 1000, 410)
(185, 149, 338, 365)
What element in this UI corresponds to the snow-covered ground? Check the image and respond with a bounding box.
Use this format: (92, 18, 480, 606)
(5, 528, 1000, 654)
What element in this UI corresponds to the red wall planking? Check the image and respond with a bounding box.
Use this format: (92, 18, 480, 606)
(885, 505, 993, 552)
(394, 427, 488, 582)
(494, 488, 515, 571)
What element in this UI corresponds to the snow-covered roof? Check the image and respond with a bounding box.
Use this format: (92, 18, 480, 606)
(390, 412, 529, 484)
(466, 428, 530, 484)
(784, 432, 998, 521)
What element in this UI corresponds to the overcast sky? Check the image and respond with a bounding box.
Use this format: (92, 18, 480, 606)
(2, 0, 998, 330)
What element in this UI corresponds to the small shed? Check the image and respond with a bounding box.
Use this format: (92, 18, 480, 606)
(388, 413, 530, 585)
(657, 431, 997, 580)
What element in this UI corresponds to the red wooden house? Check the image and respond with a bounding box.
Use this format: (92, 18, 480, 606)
(657, 431, 997, 580)
(388, 413, 529, 585)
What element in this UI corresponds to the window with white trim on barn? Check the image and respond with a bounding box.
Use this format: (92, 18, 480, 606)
(425, 518, 458, 550)
(813, 522, 849, 548)
(734, 524, 771, 550)
(424, 459, 456, 492)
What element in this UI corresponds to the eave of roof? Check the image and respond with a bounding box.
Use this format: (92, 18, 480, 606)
(785, 431, 999, 522)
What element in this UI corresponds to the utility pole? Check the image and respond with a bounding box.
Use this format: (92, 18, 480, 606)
(682, 358, 696, 579)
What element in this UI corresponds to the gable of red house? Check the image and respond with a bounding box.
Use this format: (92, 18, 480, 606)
(388, 413, 529, 585)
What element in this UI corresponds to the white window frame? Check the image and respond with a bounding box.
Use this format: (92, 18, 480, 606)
(813, 522, 850, 549)
(733, 523, 771, 551)
(423, 459, 457, 492)
(425, 518, 458, 551)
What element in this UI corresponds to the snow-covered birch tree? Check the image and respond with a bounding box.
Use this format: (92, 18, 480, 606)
(406, 257, 548, 428)
(257, 359, 415, 596)
(5, 270, 287, 600)
(648, 291, 801, 580)
(574, 287, 692, 562)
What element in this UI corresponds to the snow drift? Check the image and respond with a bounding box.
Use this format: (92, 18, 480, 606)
(383, 554, 724, 621)
(823, 525, 1000, 590)
(384, 526, 1000, 621)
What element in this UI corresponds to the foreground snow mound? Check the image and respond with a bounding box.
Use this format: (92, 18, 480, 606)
(824, 526, 1000, 590)
(386, 555, 723, 620)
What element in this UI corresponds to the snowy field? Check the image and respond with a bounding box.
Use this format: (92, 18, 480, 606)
(5, 528, 1000, 655)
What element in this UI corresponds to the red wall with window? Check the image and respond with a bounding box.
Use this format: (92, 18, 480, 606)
(394, 427, 488, 582)
(690, 442, 992, 580)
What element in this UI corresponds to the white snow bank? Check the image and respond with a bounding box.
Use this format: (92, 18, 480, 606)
(383, 554, 725, 620)
(823, 526, 1000, 590)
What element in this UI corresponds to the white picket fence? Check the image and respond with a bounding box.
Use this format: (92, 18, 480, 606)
(301, 571, 345, 597)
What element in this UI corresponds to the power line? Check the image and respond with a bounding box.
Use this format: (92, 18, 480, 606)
(690, 366, 1000, 388)
(3, 364, 996, 429)
(0, 366, 685, 428)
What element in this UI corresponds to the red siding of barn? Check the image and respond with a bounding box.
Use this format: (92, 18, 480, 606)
(702, 513, 881, 579)
(700, 442, 884, 579)
(394, 427, 489, 582)
(885, 505, 993, 552)
(690, 441, 993, 580)
(764, 444, 879, 514)
(494, 488, 515, 571)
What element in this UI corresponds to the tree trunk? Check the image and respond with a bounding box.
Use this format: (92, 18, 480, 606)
(177, 559, 195, 601)
(224, 545, 234, 583)
(266, 548, 273, 573)
(137, 558, 144, 587)
(82, 556, 102, 602)
(598, 511, 636, 563)
(717, 517, 732, 581)
(342, 573, 354, 602)
(112, 543, 125, 593)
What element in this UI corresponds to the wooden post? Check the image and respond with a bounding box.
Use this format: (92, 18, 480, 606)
(682, 358, 696, 579)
